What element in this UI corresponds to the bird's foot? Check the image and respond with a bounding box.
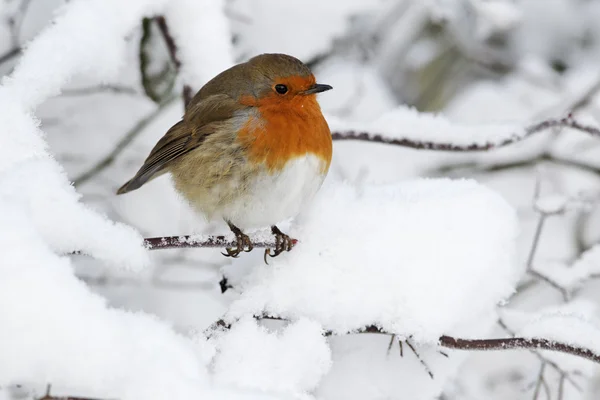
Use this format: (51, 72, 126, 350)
(264, 225, 294, 263)
(222, 222, 253, 258)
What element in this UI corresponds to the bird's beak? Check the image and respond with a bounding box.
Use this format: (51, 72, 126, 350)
(302, 83, 333, 95)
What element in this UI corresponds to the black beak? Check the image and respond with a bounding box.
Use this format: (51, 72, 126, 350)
(303, 83, 333, 95)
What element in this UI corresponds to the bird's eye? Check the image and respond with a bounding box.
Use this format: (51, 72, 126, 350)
(274, 84, 288, 94)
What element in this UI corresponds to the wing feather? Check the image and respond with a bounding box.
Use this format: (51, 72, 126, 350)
(116, 94, 244, 194)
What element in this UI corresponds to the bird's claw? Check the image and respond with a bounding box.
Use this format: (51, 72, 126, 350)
(222, 223, 253, 258)
(263, 226, 293, 264)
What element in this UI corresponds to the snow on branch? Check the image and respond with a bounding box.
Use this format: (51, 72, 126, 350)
(207, 316, 600, 366)
(152, 15, 600, 156)
(329, 114, 600, 151)
(143, 233, 297, 251)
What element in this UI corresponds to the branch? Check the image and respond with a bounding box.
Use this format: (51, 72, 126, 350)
(206, 317, 600, 365)
(438, 335, 600, 364)
(154, 16, 193, 107)
(331, 117, 600, 151)
(143, 234, 297, 251)
(0, 47, 21, 66)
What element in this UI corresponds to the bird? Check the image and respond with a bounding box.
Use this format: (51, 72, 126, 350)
(117, 53, 333, 260)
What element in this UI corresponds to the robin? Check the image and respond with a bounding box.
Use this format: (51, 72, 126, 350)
(117, 53, 333, 260)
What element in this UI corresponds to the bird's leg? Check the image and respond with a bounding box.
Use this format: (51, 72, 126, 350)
(222, 221, 253, 258)
(264, 225, 293, 263)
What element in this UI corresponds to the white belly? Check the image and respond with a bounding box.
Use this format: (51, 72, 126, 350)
(218, 154, 327, 229)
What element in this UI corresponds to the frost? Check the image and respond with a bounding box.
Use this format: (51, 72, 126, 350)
(227, 179, 520, 343)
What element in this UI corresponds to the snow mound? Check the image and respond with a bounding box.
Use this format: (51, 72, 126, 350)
(227, 179, 520, 343)
(212, 318, 331, 396)
(0, 201, 211, 400)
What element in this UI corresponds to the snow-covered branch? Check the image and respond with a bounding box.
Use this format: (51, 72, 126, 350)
(330, 115, 600, 151)
(143, 234, 297, 251)
(208, 317, 600, 365)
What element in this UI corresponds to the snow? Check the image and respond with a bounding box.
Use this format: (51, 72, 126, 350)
(0, 0, 168, 271)
(0, 202, 212, 399)
(226, 178, 520, 342)
(4, 0, 168, 108)
(520, 312, 600, 357)
(228, 0, 373, 62)
(535, 193, 568, 214)
(6, 0, 600, 398)
(0, 160, 148, 270)
(470, 0, 522, 40)
(165, 0, 234, 92)
(212, 318, 331, 396)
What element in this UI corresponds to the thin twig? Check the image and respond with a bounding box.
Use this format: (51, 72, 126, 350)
(0, 47, 21, 66)
(62, 85, 138, 96)
(154, 16, 193, 106)
(432, 154, 600, 178)
(499, 319, 582, 392)
(531, 363, 546, 400)
(558, 374, 566, 400)
(406, 338, 434, 379)
(73, 95, 176, 186)
(526, 214, 547, 271)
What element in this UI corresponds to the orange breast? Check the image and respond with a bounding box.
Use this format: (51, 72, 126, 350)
(237, 95, 332, 174)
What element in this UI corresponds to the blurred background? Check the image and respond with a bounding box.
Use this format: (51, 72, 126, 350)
(3, 0, 600, 398)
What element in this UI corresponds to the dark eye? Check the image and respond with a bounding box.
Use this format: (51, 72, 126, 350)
(275, 84, 288, 94)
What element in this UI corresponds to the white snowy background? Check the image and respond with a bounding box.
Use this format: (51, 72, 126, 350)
(2, 0, 600, 399)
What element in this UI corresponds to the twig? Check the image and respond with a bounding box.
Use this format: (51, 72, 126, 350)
(406, 338, 434, 379)
(531, 363, 546, 400)
(143, 234, 297, 251)
(154, 16, 193, 106)
(432, 153, 600, 178)
(331, 117, 600, 151)
(62, 85, 139, 96)
(73, 95, 176, 186)
(558, 374, 566, 400)
(521, 176, 572, 301)
(0, 47, 21, 66)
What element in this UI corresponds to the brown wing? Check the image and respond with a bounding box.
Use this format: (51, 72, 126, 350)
(116, 94, 244, 194)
